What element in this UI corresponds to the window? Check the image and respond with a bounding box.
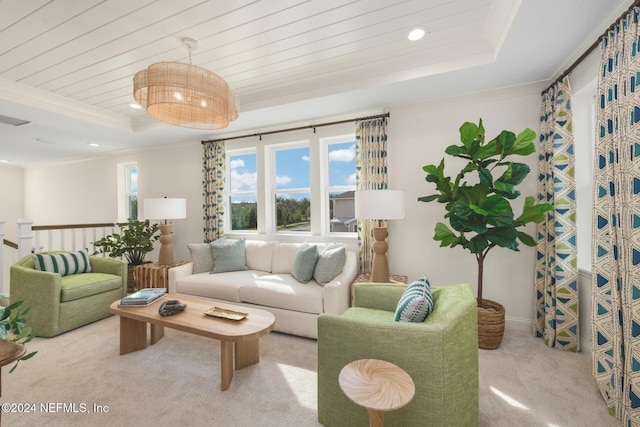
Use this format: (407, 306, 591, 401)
(228, 151, 257, 231)
(117, 162, 138, 221)
(224, 126, 357, 239)
(325, 139, 357, 233)
(273, 145, 311, 232)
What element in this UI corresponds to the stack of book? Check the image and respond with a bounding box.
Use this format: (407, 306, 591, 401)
(119, 288, 166, 306)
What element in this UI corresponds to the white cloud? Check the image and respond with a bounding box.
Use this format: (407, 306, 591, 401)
(302, 155, 310, 161)
(329, 144, 355, 162)
(230, 169, 257, 191)
(229, 159, 245, 169)
(345, 173, 357, 185)
(276, 175, 292, 186)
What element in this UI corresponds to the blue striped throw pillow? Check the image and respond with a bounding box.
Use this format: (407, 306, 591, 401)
(32, 249, 92, 276)
(394, 275, 433, 322)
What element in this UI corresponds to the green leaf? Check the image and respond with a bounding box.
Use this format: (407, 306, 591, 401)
(479, 168, 493, 187)
(515, 196, 553, 225)
(445, 145, 467, 157)
(498, 162, 530, 185)
(433, 222, 459, 246)
(418, 194, 439, 203)
(459, 122, 478, 147)
(496, 131, 516, 158)
(422, 164, 439, 176)
(510, 128, 537, 156)
(469, 235, 489, 254)
(517, 231, 537, 247)
(474, 139, 500, 160)
(485, 227, 519, 248)
(479, 194, 512, 215)
(469, 204, 489, 216)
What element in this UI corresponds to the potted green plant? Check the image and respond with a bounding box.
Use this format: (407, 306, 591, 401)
(418, 119, 552, 349)
(93, 219, 160, 291)
(0, 299, 37, 372)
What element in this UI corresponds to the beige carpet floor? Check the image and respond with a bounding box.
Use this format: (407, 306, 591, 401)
(0, 315, 621, 426)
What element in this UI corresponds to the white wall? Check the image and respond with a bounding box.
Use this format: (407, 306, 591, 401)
(0, 164, 24, 295)
(24, 141, 203, 264)
(22, 82, 546, 330)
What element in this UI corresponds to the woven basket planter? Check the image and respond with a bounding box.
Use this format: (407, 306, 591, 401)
(477, 298, 505, 350)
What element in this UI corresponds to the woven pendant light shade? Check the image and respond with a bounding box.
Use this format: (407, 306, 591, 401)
(133, 60, 239, 130)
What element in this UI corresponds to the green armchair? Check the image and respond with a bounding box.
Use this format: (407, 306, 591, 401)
(318, 282, 478, 426)
(10, 253, 127, 337)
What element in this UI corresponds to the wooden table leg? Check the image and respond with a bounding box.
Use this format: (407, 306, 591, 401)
(220, 341, 234, 391)
(368, 409, 385, 427)
(150, 324, 164, 345)
(235, 338, 259, 370)
(119, 316, 147, 355)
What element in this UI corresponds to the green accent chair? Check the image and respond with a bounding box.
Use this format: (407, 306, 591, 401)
(10, 253, 127, 337)
(318, 283, 479, 426)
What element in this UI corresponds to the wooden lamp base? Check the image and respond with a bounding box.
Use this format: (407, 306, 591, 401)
(371, 227, 390, 283)
(158, 223, 174, 266)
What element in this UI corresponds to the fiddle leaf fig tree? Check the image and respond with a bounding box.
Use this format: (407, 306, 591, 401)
(418, 119, 552, 303)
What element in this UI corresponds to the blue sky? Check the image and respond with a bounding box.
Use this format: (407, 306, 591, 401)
(229, 141, 356, 195)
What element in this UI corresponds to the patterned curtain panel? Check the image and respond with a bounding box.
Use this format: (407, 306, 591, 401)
(355, 117, 388, 274)
(202, 141, 226, 242)
(592, 7, 640, 423)
(535, 76, 580, 352)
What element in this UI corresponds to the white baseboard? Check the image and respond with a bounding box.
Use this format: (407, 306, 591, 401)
(505, 316, 532, 332)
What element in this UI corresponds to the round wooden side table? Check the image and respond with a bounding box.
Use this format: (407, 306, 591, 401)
(339, 359, 415, 427)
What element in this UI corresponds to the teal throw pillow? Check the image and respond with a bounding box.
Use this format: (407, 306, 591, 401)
(394, 275, 434, 322)
(187, 243, 215, 274)
(209, 238, 248, 273)
(32, 249, 92, 276)
(313, 243, 346, 285)
(291, 243, 319, 283)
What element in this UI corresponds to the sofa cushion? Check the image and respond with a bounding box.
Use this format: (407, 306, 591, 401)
(245, 240, 275, 272)
(291, 243, 319, 283)
(187, 243, 214, 274)
(176, 271, 270, 302)
(394, 275, 434, 322)
(238, 274, 324, 314)
(60, 272, 122, 302)
(271, 243, 301, 274)
(32, 249, 92, 276)
(210, 238, 249, 273)
(314, 244, 346, 285)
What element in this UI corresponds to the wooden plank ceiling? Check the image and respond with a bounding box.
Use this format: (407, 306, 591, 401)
(0, 0, 500, 129)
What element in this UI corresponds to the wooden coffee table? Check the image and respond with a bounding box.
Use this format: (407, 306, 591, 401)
(109, 293, 275, 391)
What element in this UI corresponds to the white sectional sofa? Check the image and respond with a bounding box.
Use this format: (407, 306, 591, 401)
(168, 239, 358, 339)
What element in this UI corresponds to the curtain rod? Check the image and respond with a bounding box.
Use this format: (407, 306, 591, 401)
(201, 112, 390, 144)
(542, 0, 640, 95)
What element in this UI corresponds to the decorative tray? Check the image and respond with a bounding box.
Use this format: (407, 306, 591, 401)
(204, 306, 248, 321)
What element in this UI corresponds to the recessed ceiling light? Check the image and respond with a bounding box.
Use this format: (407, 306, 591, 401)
(129, 103, 143, 109)
(0, 159, 9, 163)
(88, 143, 100, 147)
(408, 27, 426, 41)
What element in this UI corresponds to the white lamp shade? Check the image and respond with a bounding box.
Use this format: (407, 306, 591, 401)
(144, 198, 187, 220)
(355, 190, 405, 220)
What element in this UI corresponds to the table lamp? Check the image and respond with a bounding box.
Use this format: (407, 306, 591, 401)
(355, 190, 405, 283)
(144, 197, 187, 265)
